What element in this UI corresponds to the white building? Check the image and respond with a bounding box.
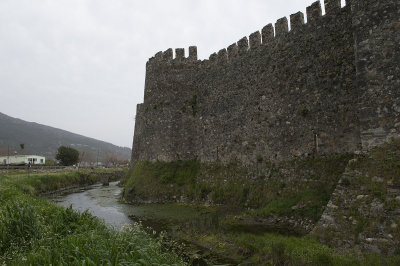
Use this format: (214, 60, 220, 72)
(0, 155, 46, 165)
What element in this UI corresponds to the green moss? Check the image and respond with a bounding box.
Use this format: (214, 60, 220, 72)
(300, 107, 309, 117)
(124, 160, 200, 201)
(245, 154, 353, 221)
(384, 198, 399, 211)
(209, 231, 362, 265)
(348, 139, 400, 183)
(249, 186, 332, 221)
(124, 154, 351, 224)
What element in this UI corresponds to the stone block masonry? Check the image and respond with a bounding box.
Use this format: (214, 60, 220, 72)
(131, 0, 400, 167)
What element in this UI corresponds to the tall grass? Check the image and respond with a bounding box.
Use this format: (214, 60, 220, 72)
(0, 169, 124, 196)
(123, 160, 199, 202)
(0, 172, 184, 265)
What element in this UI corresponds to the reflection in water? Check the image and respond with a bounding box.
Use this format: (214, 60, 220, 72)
(51, 181, 223, 231)
(51, 181, 133, 229)
(50, 181, 241, 265)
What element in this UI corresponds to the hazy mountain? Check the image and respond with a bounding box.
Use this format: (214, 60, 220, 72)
(0, 112, 131, 163)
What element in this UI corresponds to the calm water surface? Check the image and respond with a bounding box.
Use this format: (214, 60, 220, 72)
(51, 181, 217, 230)
(50, 181, 250, 265)
(51, 181, 133, 229)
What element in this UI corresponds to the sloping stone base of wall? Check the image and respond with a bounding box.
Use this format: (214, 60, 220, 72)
(312, 140, 400, 255)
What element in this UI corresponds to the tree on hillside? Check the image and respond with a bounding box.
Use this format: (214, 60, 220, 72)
(56, 146, 79, 166)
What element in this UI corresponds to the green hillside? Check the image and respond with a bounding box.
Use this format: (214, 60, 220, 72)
(0, 112, 131, 163)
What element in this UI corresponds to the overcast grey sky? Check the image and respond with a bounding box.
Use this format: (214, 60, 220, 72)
(0, 0, 345, 147)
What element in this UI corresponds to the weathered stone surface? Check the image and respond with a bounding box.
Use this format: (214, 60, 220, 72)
(312, 157, 400, 254)
(275, 17, 288, 37)
(131, 0, 399, 168)
(175, 48, 184, 60)
(249, 31, 261, 49)
(188, 46, 197, 60)
(352, 0, 400, 151)
(306, 1, 322, 22)
(290, 12, 305, 31)
(261, 24, 274, 44)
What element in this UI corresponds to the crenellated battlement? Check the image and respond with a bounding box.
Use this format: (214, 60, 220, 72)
(306, 1, 322, 22)
(324, 0, 341, 14)
(175, 48, 185, 60)
(227, 43, 238, 58)
(147, 45, 198, 65)
(147, 0, 353, 68)
(249, 31, 261, 49)
(217, 48, 228, 63)
(201, 0, 351, 62)
(290, 12, 305, 31)
(275, 17, 289, 37)
(133, 0, 400, 167)
(262, 24, 274, 44)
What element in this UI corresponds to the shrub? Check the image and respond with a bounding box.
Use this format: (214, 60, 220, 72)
(56, 146, 79, 166)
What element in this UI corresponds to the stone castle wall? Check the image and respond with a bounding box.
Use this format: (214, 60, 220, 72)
(131, 0, 400, 166)
(353, 0, 400, 149)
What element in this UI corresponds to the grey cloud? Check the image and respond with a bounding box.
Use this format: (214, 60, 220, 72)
(0, 0, 323, 147)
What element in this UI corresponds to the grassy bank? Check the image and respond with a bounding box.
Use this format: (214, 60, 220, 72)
(180, 230, 400, 265)
(0, 168, 126, 195)
(123, 154, 352, 225)
(122, 144, 400, 265)
(0, 170, 184, 265)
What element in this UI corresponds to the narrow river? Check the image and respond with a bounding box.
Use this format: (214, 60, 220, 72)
(51, 181, 221, 231)
(50, 181, 243, 265)
(51, 181, 133, 229)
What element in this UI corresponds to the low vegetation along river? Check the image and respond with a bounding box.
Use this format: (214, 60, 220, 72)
(50, 181, 239, 264)
(51, 181, 133, 230)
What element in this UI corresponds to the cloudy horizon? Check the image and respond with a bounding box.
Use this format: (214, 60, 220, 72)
(0, 0, 345, 148)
